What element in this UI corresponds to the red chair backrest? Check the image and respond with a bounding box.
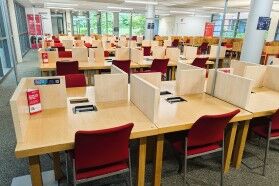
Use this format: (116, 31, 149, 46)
(112, 60, 131, 74)
(187, 109, 240, 147)
(84, 43, 92, 48)
(104, 51, 110, 57)
(150, 58, 169, 74)
(65, 74, 86, 88)
(143, 46, 151, 56)
(53, 38, 60, 43)
(199, 42, 209, 53)
(191, 57, 209, 68)
(172, 39, 179, 47)
(132, 36, 137, 41)
(74, 123, 134, 171)
(58, 51, 72, 58)
(56, 61, 79, 75)
(271, 109, 279, 130)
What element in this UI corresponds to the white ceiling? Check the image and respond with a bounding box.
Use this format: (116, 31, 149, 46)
(16, 0, 279, 16)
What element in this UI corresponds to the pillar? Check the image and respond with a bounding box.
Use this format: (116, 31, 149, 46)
(240, 0, 273, 64)
(7, 0, 23, 63)
(65, 10, 72, 35)
(145, 3, 155, 40)
(113, 12, 119, 37)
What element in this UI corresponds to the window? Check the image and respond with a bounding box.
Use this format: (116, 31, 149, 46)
(275, 21, 279, 41)
(101, 12, 113, 35)
(212, 13, 247, 38)
(132, 14, 145, 36)
(14, 2, 29, 56)
(89, 11, 98, 34)
(72, 11, 89, 35)
(0, 0, 15, 79)
(119, 12, 131, 36)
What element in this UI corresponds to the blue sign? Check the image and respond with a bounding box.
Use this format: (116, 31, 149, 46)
(34, 78, 60, 85)
(257, 17, 271, 31)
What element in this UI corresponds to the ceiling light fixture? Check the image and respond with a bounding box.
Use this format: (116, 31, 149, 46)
(170, 11, 194, 14)
(47, 7, 74, 10)
(46, 3, 78, 7)
(124, 0, 158, 5)
(107, 6, 134, 10)
(202, 6, 224, 10)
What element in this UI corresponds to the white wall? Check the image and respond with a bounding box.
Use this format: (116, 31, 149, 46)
(159, 15, 210, 36)
(267, 11, 279, 41)
(25, 8, 53, 35)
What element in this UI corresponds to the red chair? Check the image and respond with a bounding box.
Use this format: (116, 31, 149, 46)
(112, 60, 131, 75)
(131, 36, 137, 41)
(104, 51, 110, 57)
(65, 74, 86, 88)
(84, 43, 92, 48)
(191, 57, 209, 68)
(150, 58, 169, 75)
(56, 61, 79, 75)
(53, 38, 60, 43)
(166, 109, 240, 185)
(58, 51, 72, 58)
(198, 42, 209, 54)
(250, 109, 279, 176)
(66, 123, 134, 185)
(143, 46, 151, 56)
(53, 43, 63, 47)
(172, 39, 179, 47)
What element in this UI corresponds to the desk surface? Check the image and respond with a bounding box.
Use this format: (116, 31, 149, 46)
(15, 86, 157, 158)
(245, 87, 279, 117)
(156, 81, 253, 133)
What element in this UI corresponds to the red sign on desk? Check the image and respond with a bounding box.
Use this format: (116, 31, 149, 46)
(42, 52, 48, 63)
(27, 89, 42, 115)
(204, 22, 215, 37)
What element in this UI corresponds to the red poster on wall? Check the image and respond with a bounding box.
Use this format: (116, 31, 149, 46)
(204, 22, 215, 37)
(27, 14, 42, 49)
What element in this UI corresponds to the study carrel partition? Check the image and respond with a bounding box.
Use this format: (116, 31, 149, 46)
(115, 47, 130, 60)
(130, 74, 160, 123)
(72, 47, 88, 62)
(89, 48, 105, 63)
(38, 48, 59, 63)
(94, 65, 128, 103)
(10, 76, 67, 143)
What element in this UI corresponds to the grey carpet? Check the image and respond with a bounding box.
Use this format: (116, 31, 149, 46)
(1, 50, 279, 185)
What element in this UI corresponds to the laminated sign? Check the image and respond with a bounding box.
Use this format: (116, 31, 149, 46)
(42, 52, 48, 63)
(27, 89, 42, 115)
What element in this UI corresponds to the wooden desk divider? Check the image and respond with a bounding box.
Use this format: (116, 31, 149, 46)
(130, 74, 160, 123)
(38, 49, 59, 63)
(111, 64, 127, 74)
(94, 73, 128, 103)
(142, 40, 151, 47)
(176, 68, 206, 95)
(183, 46, 198, 59)
(152, 46, 166, 59)
(206, 70, 252, 108)
(209, 45, 226, 59)
(72, 47, 88, 62)
(92, 40, 102, 48)
(131, 48, 144, 64)
(270, 57, 279, 65)
(61, 39, 74, 49)
(230, 60, 266, 88)
(129, 40, 137, 48)
(164, 40, 172, 47)
(116, 47, 130, 60)
(166, 48, 180, 63)
(133, 72, 162, 88)
(10, 76, 67, 142)
(89, 48, 105, 63)
(263, 65, 279, 91)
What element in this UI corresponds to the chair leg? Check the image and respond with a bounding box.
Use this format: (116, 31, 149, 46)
(263, 121, 272, 176)
(221, 137, 225, 186)
(184, 138, 188, 186)
(65, 153, 69, 184)
(128, 149, 133, 186)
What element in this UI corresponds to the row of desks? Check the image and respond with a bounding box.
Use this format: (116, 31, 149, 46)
(15, 80, 279, 186)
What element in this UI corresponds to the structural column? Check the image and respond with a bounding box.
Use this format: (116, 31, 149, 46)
(7, 0, 22, 63)
(113, 12, 119, 37)
(65, 10, 72, 35)
(145, 3, 155, 40)
(240, 0, 273, 64)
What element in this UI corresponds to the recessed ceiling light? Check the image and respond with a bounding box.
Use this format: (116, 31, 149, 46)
(46, 3, 78, 7)
(202, 6, 224, 10)
(107, 6, 134, 10)
(47, 7, 74, 10)
(170, 11, 194, 14)
(125, 0, 158, 5)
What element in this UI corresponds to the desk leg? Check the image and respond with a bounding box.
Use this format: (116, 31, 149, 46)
(224, 122, 237, 173)
(29, 156, 43, 186)
(232, 120, 250, 169)
(53, 152, 63, 181)
(137, 137, 147, 186)
(171, 67, 176, 80)
(152, 134, 164, 186)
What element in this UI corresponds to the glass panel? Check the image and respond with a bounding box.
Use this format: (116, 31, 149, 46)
(72, 12, 89, 35)
(101, 12, 113, 35)
(132, 14, 145, 35)
(119, 12, 131, 36)
(89, 11, 98, 34)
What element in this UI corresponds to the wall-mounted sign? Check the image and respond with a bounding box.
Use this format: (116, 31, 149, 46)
(257, 17, 271, 31)
(204, 22, 215, 37)
(147, 23, 154, 29)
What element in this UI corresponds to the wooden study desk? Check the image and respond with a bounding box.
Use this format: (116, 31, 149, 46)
(231, 87, 279, 170)
(152, 81, 253, 186)
(15, 86, 158, 186)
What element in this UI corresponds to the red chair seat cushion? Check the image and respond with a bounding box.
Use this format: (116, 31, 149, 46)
(252, 124, 279, 139)
(59, 51, 72, 58)
(166, 132, 221, 156)
(76, 161, 128, 180)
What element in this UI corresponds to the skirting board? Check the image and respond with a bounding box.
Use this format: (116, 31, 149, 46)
(11, 170, 58, 186)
